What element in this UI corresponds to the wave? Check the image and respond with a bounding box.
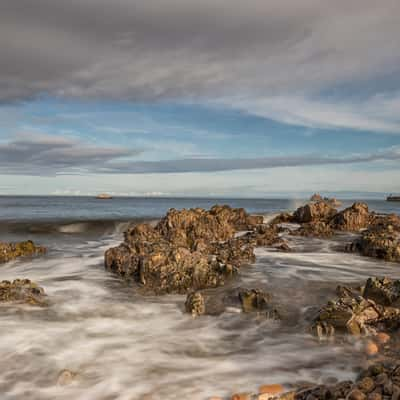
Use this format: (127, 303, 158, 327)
(0, 218, 152, 236)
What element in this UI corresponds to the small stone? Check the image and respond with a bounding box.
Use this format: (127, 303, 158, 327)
(348, 389, 367, 400)
(365, 341, 379, 356)
(259, 384, 284, 396)
(56, 369, 77, 386)
(209, 397, 224, 400)
(367, 393, 382, 400)
(231, 393, 252, 400)
(375, 333, 390, 345)
(358, 377, 375, 393)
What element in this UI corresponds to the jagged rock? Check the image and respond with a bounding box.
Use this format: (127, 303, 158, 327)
(330, 202, 371, 231)
(269, 212, 294, 225)
(347, 222, 400, 262)
(291, 221, 334, 238)
(0, 279, 47, 306)
(0, 240, 46, 264)
(242, 224, 281, 247)
(185, 291, 206, 317)
(293, 201, 337, 224)
(312, 277, 400, 339)
(363, 277, 400, 307)
(105, 206, 262, 294)
(310, 193, 323, 202)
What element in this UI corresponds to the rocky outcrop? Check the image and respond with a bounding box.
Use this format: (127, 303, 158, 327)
(330, 202, 371, 231)
(184, 287, 280, 318)
(293, 201, 337, 224)
(346, 217, 400, 262)
(0, 240, 46, 264)
(0, 279, 47, 306)
(105, 206, 268, 294)
(312, 277, 400, 339)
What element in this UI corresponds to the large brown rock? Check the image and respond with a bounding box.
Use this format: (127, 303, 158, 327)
(0, 279, 47, 306)
(291, 221, 334, 238)
(330, 202, 371, 231)
(346, 215, 400, 262)
(105, 205, 262, 294)
(293, 201, 337, 223)
(0, 240, 46, 264)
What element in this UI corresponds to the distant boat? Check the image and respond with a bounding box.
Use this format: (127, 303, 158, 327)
(387, 195, 400, 202)
(96, 193, 113, 200)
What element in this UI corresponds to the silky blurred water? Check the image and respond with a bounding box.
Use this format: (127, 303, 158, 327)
(0, 196, 399, 400)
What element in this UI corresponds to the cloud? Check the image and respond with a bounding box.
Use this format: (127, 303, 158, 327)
(0, 133, 399, 175)
(1, 0, 400, 132)
(0, 133, 140, 174)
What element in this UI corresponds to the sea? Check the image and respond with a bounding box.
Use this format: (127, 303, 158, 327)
(0, 196, 399, 400)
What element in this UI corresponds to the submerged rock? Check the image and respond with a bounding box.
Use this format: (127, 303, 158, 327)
(0, 279, 47, 306)
(0, 240, 46, 264)
(184, 287, 281, 319)
(105, 205, 266, 294)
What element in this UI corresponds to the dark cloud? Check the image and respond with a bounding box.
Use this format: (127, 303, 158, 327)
(0, 134, 398, 175)
(0, 1, 399, 101)
(0, 134, 140, 174)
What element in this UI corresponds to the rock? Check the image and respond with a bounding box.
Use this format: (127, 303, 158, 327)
(0, 279, 47, 306)
(292, 221, 334, 238)
(367, 393, 382, 400)
(310, 193, 323, 202)
(185, 291, 206, 317)
(0, 240, 46, 264)
(57, 369, 78, 386)
(375, 332, 390, 345)
(330, 202, 371, 231)
(184, 287, 280, 319)
(269, 212, 294, 225)
(105, 206, 262, 294)
(311, 276, 400, 339)
(363, 277, 400, 306)
(348, 389, 367, 400)
(357, 377, 375, 393)
(348, 221, 400, 262)
(293, 201, 337, 224)
(259, 384, 284, 396)
(231, 393, 252, 400)
(365, 340, 379, 356)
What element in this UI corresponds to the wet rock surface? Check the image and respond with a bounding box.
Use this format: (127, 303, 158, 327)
(346, 215, 400, 262)
(312, 277, 400, 339)
(185, 287, 281, 319)
(105, 205, 271, 294)
(0, 279, 47, 306)
(0, 240, 46, 264)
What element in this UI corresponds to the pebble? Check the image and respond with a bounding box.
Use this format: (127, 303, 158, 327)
(259, 384, 284, 396)
(56, 369, 77, 386)
(358, 377, 375, 393)
(367, 393, 382, 400)
(231, 393, 252, 400)
(365, 341, 379, 356)
(348, 389, 367, 400)
(375, 333, 390, 345)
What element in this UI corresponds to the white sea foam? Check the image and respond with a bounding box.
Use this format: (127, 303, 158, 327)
(0, 231, 397, 400)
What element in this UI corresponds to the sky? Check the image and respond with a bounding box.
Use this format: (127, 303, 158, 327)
(1, 0, 400, 197)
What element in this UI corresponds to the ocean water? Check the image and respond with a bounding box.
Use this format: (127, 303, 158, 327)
(0, 196, 400, 400)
